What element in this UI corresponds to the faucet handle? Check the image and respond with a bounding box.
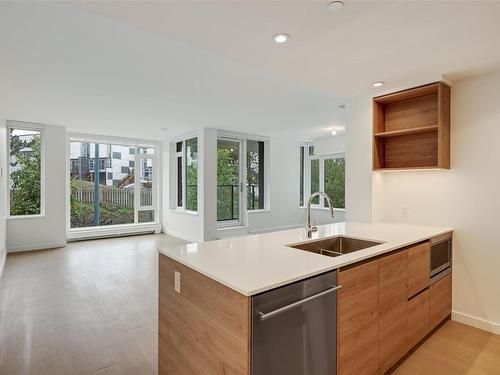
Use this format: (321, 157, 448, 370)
(311, 223, 318, 232)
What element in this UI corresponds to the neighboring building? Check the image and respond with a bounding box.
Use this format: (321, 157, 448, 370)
(70, 142, 142, 187)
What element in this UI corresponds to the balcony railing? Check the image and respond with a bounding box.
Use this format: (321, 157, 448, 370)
(185, 184, 260, 221)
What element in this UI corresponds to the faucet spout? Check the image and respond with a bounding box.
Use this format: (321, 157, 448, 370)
(306, 191, 335, 238)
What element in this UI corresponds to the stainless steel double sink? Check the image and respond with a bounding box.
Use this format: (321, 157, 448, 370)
(287, 236, 383, 257)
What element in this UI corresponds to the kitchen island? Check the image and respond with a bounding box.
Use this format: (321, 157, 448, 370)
(158, 221, 453, 375)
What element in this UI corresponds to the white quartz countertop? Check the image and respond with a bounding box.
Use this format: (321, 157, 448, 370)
(158, 221, 452, 296)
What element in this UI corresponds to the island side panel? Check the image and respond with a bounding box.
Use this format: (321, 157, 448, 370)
(159, 254, 251, 375)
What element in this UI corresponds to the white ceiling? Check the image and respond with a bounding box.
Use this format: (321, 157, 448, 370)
(1, 1, 500, 141)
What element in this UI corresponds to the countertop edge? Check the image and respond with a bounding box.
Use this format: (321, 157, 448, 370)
(159, 224, 453, 297)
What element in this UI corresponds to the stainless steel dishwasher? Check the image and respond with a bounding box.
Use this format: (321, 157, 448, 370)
(251, 270, 340, 375)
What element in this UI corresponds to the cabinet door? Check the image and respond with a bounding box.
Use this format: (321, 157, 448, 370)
(379, 250, 408, 374)
(407, 290, 430, 350)
(407, 242, 430, 298)
(338, 260, 379, 375)
(429, 273, 452, 330)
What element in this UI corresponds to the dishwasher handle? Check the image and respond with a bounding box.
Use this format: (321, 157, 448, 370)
(257, 284, 342, 321)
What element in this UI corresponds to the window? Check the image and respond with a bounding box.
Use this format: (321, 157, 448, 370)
(299, 146, 305, 206)
(174, 138, 198, 212)
(300, 144, 345, 209)
(176, 141, 183, 207)
(99, 158, 107, 170)
(69, 140, 157, 228)
(216, 135, 267, 226)
(8, 127, 43, 216)
(310, 158, 320, 204)
(246, 140, 264, 210)
(185, 137, 198, 211)
(324, 156, 345, 209)
(217, 139, 240, 222)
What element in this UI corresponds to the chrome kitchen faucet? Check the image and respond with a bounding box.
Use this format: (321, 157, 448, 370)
(306, 191, 335, 238)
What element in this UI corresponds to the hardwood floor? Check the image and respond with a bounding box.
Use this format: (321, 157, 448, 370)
(394, 320, 500, 375)
(1, 235, 500, 375)
(0, 234, 187, 375)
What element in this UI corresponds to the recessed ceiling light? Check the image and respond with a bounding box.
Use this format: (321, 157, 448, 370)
(331, 130, 338, 136)
(273, 33, 290, 44)
(373, 81, 385, 87)
(327, 1, 344, 12)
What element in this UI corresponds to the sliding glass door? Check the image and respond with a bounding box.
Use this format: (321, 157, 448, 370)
(217, 139, 242, 226)
(137, 147, 156, 223)
(69, 141, 157, 229)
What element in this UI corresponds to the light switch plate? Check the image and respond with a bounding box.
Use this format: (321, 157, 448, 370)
(174, 271, 181, 293)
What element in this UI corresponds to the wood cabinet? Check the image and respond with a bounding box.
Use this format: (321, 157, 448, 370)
(159, 255, 251, 375)
(379, 250, 408, 374)
(338, 239, 452, 375)
(407, 289, 430, 350)
(407, 242, 430, 298)
(373, 82, 451, 170)
(338, 260, 380, 375)
(430, 273, 452, 330)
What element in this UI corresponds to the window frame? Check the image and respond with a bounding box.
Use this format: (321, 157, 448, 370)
(300, 142, 345, 210)
(174, 137, 199, 213)
(6, 121, 45, 218)
(217, 137, 244, 228)
(322, 153, 346, 210)
(67, 133, 161, 233)
(245, 139, 265, 211)
(216, 130, 270, 229)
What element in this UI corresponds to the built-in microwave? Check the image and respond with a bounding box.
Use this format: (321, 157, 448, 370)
(430, 232, 452, 284)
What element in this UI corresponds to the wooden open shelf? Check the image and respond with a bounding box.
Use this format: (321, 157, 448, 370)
(374, 125, 438, 138)
(373, 82, 450, 170)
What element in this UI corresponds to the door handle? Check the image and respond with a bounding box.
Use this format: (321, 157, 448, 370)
(257, 285, 342, 321)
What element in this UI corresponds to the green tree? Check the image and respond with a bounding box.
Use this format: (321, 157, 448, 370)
(310, 159, 320, 204)
(217, 147, 239, 221)
(186, 138, 198, 211)
(324, 157, 345, 209)
(246, 149, 260, 209)
(9, 130, 41, 215)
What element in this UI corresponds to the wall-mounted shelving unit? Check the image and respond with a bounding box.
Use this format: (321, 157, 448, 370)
(373, 82, 450, 170)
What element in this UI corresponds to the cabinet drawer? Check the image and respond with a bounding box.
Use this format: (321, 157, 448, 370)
(407, 242, 430, 298)
(429, 273, 452, 330)
(407, 289, 430, 350)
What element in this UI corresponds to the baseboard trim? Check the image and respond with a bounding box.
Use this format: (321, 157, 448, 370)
(162, 228, 198, 243)
(7, 242, 67, 253)
(67, 223, 161, 241)
(452, 310, 500, 335)
(0, 251, 5, 278)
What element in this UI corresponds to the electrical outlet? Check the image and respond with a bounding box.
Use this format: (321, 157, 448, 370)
(401, 207, 409, 219)
(174, 271, 181, 293)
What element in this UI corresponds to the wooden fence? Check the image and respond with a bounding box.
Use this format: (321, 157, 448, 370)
(72, 188, 152, 208)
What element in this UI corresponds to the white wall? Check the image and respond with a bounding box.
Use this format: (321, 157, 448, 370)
(162, 136, 203, 242)
(314, 135, 345, 155)
(7, 123, 67, 252)
(345, 70, 500, 334)
(0, 120, 7, 276)
(163, 128, 219, 242)
(345, 96, 380, 222)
